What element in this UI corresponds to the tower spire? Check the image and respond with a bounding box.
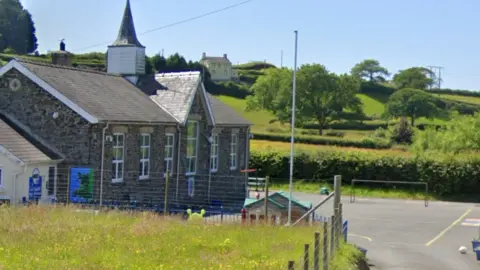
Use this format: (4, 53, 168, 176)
(112, 0, 144, 47)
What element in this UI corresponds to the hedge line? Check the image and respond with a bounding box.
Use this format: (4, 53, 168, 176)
(252, 132, 391, 149)
(249, 150, 480, 196)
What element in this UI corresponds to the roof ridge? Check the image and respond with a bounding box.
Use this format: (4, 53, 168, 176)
(15, 58, 118, 77)
(155, 71, 201, 77)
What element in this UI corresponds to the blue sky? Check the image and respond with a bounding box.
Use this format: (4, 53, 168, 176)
(20, 0, 480, 90)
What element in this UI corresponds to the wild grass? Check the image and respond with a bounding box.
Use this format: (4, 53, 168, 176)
(0, 206, 360, 270)
(437, 93, 480, 105)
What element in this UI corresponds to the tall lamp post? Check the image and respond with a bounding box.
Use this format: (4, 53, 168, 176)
(287, 30, 298, 225)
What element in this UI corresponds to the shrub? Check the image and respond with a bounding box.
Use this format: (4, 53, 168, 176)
(252, 132, 391, 149)
(390, 117, 414, 144)
(249, 149, 480, 196)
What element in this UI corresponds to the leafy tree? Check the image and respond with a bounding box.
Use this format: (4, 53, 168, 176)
(0, 0, 38, 54)
(351, 59, 390, 82)
(392, 67, 434, 89)
(246, 67, 293, 124)
(384, 88, 439, 126)
(247, 64, 362, 134)
(390, 116, 414, 144)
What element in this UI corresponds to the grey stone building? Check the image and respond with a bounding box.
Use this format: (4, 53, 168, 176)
(0, 0, 251, 210)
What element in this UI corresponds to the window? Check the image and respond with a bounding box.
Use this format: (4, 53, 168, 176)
(0, 168, 2, 187)
(230, 133, 238, 170)
(210, 134, 219, 172)
(186, 121, 198, 175)
(164, 133, 175, 176)
(187, 176, 195, 197)
(112, 133, 125, 183)
(224, 70, 228, 76)
(139, 134, 150, 180)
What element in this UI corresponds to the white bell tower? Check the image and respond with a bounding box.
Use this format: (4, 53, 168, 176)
(107, 0, 145, 83)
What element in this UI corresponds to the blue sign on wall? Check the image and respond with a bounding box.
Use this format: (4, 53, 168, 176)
(68, 167, 94, 203)
(28, 176, 42, 201)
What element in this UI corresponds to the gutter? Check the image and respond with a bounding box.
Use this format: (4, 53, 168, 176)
(99, 122, 109, 207)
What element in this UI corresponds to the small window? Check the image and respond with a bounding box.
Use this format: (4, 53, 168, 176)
(210, 134, 219, 172)
(164, 133, 175, 176)
(230, 133, 238, 170)
(112, 133, 125, 183)
(139, 134, 150, 180)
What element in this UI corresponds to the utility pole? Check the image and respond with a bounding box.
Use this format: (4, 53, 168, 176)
(427, 66, 444, 89)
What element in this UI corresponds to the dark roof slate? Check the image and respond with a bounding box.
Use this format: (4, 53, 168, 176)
(18, 60, 176, 123)
(206, 93, 252, 126)
(111, 0, 144, 47)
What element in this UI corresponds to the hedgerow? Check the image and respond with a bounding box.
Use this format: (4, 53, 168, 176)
(249, 149, 480, 196)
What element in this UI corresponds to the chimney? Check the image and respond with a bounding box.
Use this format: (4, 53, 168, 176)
(223, 53, 228, 59)
(51, 39, 73, 66)
(202, 52, 206, 58)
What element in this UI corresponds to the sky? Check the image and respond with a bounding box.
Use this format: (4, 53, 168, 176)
(19, 0, 480, 90)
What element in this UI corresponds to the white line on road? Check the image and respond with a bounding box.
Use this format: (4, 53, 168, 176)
(425, 208, 472, 247)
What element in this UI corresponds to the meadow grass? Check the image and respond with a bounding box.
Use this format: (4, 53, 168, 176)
(0, 206, 361, 270)
(251, 139, 410, 157)
(437, 93, 480, 105)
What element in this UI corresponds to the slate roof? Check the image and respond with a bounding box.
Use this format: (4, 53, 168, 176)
(149, 71, 201, 124)
(201, 55, 231, 64)
(111, 0, 144, 47)
(0, 114, 61, 163)
(244, 191, 312, 210)
(17, 60, 176, 123)
(207, 93, 252, 126)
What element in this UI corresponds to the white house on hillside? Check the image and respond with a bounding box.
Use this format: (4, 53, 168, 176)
(200, 52, 238, 81)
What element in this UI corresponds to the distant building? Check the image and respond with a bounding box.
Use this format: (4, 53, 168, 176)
(200, 53, 238, 81)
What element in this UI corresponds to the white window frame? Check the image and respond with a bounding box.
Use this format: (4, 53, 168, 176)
(186, 121, 199, 176)
(164, 133, 175, 176)
(112, 133, 125, 183)
(210, 134, 219, 172)
(230, 133, 238, 170)
(139, 133, 150, 180)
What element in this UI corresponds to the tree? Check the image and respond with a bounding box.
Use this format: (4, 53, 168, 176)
(247, 64, 362, 134)
(384, 88, 439, 126)
(246, 68, 293, 124)
(392, 67, 434, 90)
(0, 0, 38, 54)
(351, 59, 390, 82)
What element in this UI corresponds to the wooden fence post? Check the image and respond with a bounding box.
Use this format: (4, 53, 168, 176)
(322, 222, 328, 270)
(330, 215, 335, 259)
(288, 260, 295, 270)
(314, 232, 320, 270)
(304, 243, 310, 270)
(337, 203, 343, 248)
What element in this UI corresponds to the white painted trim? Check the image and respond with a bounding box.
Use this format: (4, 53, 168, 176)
(209, 133, 219, 173)
(230, 133, 238, 170)
(112, 133, 125, 183)
(200, 82, 216, 126)
(138, 133, 150, 180)
(164, 133, 175, 176)
(0, 145, 25, 166)
(0, 60, 99, 123)
(185, 120, 199, 175)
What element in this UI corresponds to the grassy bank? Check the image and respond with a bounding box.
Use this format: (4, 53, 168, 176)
(0, 206, 360, 270)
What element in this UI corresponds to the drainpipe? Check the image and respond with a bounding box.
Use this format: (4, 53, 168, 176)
(99, 122, 109, 207)
(175, 124, 181, 201)
(13, 163, 27, 205)
(207, 132, 212, 202)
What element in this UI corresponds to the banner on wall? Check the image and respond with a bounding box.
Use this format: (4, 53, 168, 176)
(69, 167, 94, 203)
(28, 168, 42, 201)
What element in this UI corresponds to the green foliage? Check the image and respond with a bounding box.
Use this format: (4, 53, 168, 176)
(0, 0, 37, 54)
(234, 61, 276, 70)
(428, 88, 480, 98)
(351, 59, 390, 82)
(384, 88, 440, 126)
(390, 117, 414, 144)
(412, 113, 480, 155)
(252, 132, 391, 149)
(250, 149, 480, 197)
(392, 67, 434, 90)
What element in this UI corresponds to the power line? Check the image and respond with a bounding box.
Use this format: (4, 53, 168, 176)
(427, 65, 444, 89)
(72, 0, 255, 52)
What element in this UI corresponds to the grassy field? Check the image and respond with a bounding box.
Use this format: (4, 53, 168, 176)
(437, 93, 480, 105)
(251, 140, 410, 157)
(0, 206, 360, 270)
